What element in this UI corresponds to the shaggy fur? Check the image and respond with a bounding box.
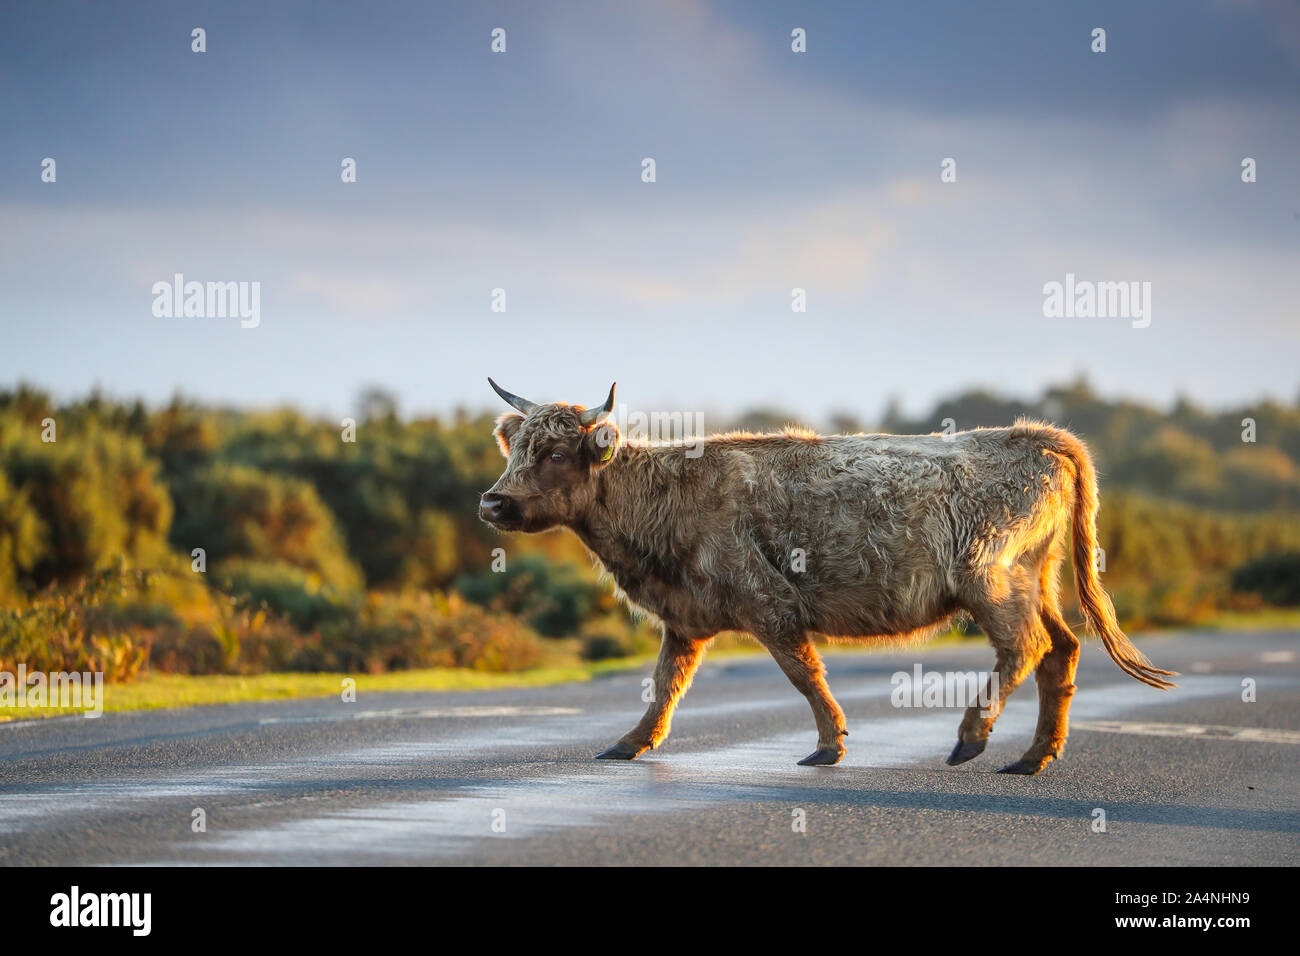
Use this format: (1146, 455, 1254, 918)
(479, 390, 1176, 774)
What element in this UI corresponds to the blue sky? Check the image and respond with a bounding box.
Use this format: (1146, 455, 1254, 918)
(2, 0, 1297, 422)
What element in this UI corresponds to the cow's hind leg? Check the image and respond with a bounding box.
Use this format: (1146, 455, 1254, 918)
(759, 632, 849, 766)
(999, 605, 1081, 775)
(947, 567, 1052, 768)
(596, 627, 707, 760)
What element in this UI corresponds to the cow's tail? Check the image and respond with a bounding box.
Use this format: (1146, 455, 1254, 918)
(1051, 429, 1177, 690)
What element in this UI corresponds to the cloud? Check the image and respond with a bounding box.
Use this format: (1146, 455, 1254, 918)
(549, 196, 896, 307)
(289, 272, 420, 319)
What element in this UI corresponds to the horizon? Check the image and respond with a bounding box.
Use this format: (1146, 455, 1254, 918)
(7, 373, 1295, 431)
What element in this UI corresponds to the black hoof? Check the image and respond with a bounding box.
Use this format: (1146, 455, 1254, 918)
(595, 741, 642, 760)
(796, 748, 844, 766)
(946, 739, 987, 766)
(996, 758, 1045, 775)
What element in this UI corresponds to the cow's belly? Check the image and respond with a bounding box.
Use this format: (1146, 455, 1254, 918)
(611, 572, 734, 636)
(801, 564, 958, 638)
(808, 595, 959, 640)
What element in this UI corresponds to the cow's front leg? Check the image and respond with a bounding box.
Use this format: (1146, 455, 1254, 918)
(595, 627, 708, 760)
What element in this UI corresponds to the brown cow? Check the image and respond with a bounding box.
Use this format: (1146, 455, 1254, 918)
(479, 379, 1175, 774)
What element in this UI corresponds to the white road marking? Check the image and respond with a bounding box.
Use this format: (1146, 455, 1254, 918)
(1073, 720, 1300, 745)
(1261, 651, 1296, 663)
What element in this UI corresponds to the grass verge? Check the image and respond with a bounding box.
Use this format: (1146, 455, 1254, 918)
(0, 659, 651, 723)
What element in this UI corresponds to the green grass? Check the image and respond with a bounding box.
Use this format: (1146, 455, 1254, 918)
(1183, 607, 1300, 632)
(0, 660, 649, 722)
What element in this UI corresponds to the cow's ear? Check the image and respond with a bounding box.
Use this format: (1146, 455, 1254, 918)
(583, 422, 621, 469)
(494, 413, 524, 457)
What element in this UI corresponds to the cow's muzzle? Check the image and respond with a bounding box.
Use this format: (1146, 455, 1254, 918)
(479, 492, 519, 527)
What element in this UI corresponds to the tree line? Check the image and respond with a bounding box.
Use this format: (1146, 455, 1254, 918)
(2, 379, 1297, 681)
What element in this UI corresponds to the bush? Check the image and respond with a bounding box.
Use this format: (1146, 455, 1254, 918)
(215, 559, 351, 631)
(580, 634, 631, 661)
(0, 471, 46, 603)
(0, 421, 173, 591)
(0, 567, 150, 681)
(169, 464, 362, 592)
(456, 554, 601, 637)
(577, 612, 661, 661)
(1, 567, 547, 678)
(315, 590, 545, 673)
(1231, 552, 1300, 606)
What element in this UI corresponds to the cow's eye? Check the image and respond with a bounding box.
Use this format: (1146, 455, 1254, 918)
(550, 451, 566, 463)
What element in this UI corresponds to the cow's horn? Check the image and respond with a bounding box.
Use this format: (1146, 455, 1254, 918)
(579, 383, 617, 426)
(488, 378, 539, 416)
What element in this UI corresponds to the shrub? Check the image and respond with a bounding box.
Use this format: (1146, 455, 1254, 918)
(456, 554, 600, 637)
(215, 559, 351, 631)
(169, 464, 362, 592)
(0, 567, 149, 682)
(0, 422, 173, 590)
(0, 471, 46, 603)
(315, 590, 545, 673)
(1231, 552, 1300, 607)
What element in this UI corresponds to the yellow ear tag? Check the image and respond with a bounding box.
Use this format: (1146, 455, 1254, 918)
(600, 442, 614, 462)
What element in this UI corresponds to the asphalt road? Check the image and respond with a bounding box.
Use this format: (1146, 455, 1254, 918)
(1, 630, 1296, 865)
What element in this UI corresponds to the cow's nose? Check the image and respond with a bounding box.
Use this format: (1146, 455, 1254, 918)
(479, 493, 507, 520)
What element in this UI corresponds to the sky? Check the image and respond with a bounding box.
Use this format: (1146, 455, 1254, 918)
(1, 0, 1298, 423)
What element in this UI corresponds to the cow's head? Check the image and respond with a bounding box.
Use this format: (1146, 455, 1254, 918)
(479, 378, 620, 532)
